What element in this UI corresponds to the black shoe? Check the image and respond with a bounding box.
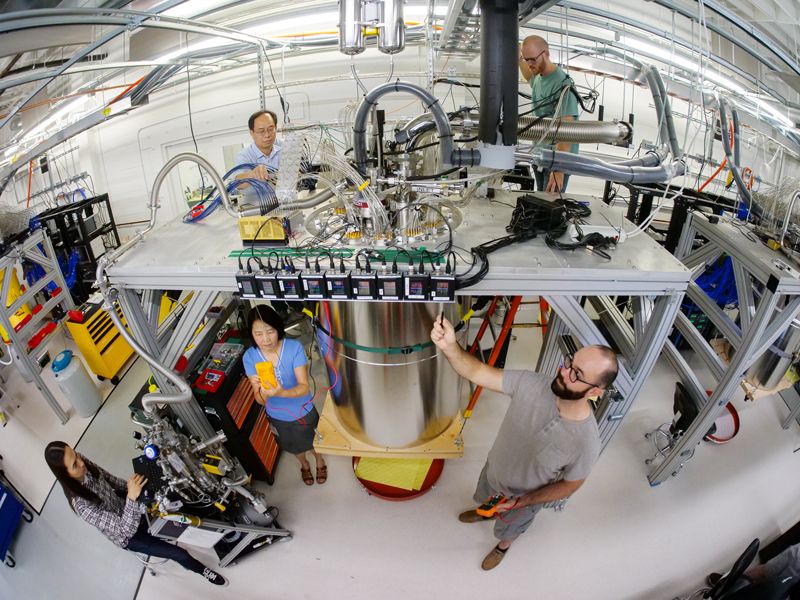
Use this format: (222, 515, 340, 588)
(706, 572, 723, 587)
(202, 568, 228, 586)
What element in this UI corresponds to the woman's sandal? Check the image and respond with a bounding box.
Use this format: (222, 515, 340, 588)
(301, 466, 314, 486)
(316, 464, 328, 484)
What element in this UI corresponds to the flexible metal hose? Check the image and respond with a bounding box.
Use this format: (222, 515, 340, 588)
(517, 118, 631, 145)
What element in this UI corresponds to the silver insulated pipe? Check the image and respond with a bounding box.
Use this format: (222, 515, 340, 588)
(339, 0, 365, 55)
(378, 0, 405, 54)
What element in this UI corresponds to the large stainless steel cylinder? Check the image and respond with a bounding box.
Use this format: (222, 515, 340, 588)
(318, 300, 467, 448)
(746, 318, 800, 389)
(339, 0, 365, 55)
(378, 0, 405, 54)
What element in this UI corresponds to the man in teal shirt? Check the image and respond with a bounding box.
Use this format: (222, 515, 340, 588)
(519, 35, 579, 193)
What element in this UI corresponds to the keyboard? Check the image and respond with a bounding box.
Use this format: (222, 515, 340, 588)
(132, 455, 166, 502)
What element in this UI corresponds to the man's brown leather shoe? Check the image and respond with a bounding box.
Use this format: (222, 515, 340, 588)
(458, 509, 490, 523)
(481, 544, 509, 570)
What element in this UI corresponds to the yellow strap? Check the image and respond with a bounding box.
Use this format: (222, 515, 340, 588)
(302, 308, 314, 319)
(357, 180, 370, 191)
(461, 309, 474, 322)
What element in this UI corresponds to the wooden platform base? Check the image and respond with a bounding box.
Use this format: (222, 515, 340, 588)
(313, 394, 465, 459)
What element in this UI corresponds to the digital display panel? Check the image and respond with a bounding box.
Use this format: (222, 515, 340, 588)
(436, 281, 451, 295)
(409, 280, 424, 296)
(283, 280, 298, 295)
(306, 280, 323, 296)
(239, 279, 255, 296)
(383, 281, 397, 296)
(330, 279, 347, 295)
(257, 279, 278, 296)
(357, 281, 372, 296)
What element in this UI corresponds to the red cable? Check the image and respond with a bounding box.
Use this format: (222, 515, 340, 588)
(107, 76, 145, 106)
(697, 120, 734, 194)
(26, 159, 33, 208)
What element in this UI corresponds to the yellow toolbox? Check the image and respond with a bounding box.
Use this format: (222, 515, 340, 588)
(65, 294, 177, 384)
(66, 301, 134, 383)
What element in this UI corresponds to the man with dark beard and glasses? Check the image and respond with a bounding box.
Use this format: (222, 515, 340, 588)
(431, 316, 617, 571)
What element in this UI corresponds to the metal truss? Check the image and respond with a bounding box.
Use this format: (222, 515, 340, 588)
(647, 212, 800, 485)
(534, 291, 682, 451)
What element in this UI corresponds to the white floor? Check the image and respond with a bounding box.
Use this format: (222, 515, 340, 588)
(2, 303, 800, 600)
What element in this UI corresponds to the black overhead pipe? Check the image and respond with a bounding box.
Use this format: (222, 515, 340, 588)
(478, 0, 518, 147)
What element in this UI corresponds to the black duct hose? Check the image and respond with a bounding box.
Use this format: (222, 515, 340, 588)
(478, 0, 518, 147)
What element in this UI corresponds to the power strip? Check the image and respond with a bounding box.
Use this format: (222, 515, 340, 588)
(567, 224, 627, 243)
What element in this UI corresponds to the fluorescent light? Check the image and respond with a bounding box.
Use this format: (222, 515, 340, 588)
(153, 6, 444, 62)
(247, 11, 338, 36)
(153, 13, 343, 62)
(751, 97, 794, 128)
(24, 96, 90, 141)
(624, 38, 746, 93)
(159, 0, 235, 19)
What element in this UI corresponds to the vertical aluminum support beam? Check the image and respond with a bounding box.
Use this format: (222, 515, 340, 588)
(778, 385, 800, 430)
(674, 212, 696, 261)
(546, 296, 607, 346)
(257, 45, 266, 110)
(686, 282, 742, 350)
(425, 0, 436, 92)
(26, 230, 75, 311)
(631, 294, 677, 375)
(141, 289, 163, 340)
(158, 290, 216, 370)
(536, 305, 567, 374)
(0, 314, 69, 424)
(732, 259, 755, 331)
(673, 312, 725, 381)
(662, 340, 711, 413)
(587, 296, 634, 364)
(749, 296, 800, 360)
(648, 286, 782, 485)
(117, 288, 162, 358)
(631, 296, 654, 361)
(604, 294, 681, 446)
(118, 287, 215, 440)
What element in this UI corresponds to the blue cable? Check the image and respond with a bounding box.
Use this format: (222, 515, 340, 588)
(182, 163, 278, 223)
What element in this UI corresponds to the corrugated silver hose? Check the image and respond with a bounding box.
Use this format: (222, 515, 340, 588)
(517, 118, 631, 145)
(95, 152, 233, 414)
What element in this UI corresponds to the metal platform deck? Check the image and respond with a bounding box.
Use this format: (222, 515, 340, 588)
(106, 191, 689, 296)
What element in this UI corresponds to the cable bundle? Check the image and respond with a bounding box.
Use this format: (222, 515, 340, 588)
(182, 163, 277, 223)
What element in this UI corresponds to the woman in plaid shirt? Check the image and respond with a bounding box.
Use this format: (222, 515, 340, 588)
(45, 441, 227, 586)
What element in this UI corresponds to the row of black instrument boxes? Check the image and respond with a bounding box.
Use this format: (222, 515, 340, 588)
(236, 268, 456, 302)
